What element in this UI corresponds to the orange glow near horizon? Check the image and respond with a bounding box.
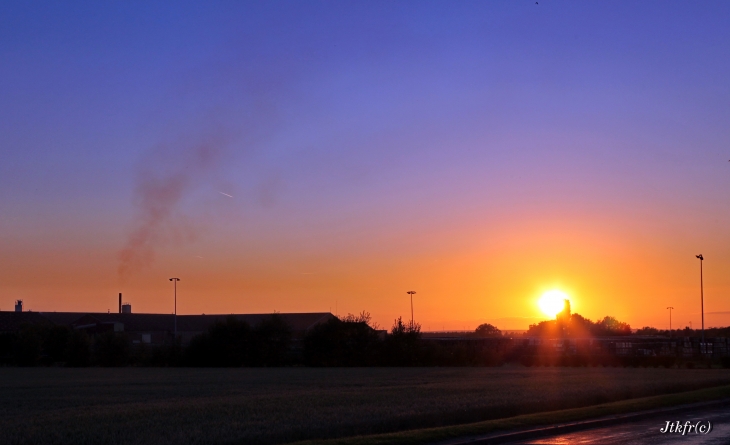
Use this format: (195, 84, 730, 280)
(4, 213, 730, 333)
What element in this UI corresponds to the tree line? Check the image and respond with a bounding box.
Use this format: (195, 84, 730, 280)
(0, 313, 420, 367)
(525, 313, 632, 338)
(0, 313, 509, 367)
(1, 312, 727, 367)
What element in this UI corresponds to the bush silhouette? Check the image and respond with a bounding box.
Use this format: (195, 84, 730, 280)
(185, 315, 292, 367)
(14, 325, 43, 366)
(474, 323, 502, 337)
(93, 332, 130, 367)
(186, 317, 252, 367)
(251, 314, 292, 366)
(66, 330, 91, 367)
(304, 316, 380, 366)
(382, 317, 422, 366)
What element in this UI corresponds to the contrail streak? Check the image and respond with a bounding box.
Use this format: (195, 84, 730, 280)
(218, 191, 234, 198)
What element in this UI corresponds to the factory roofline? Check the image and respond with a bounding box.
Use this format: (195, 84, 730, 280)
(1, 311, 337, 334)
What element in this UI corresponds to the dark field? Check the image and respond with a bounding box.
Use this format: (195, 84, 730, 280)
(2, 367, 730, 445)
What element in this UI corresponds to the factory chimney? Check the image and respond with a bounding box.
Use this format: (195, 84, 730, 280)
(119, 293, 122, 314)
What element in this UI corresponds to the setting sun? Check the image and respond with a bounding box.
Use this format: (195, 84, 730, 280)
(538, 290, 570, 318)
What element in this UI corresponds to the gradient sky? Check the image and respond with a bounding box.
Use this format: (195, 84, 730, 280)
(2, 1, 730, 330)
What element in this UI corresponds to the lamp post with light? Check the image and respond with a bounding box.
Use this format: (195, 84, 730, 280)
(666, 307, 673, 337)
(170, 278, 180, 339)
(696, 254, 704, 342)
(406, 291, 416, 327)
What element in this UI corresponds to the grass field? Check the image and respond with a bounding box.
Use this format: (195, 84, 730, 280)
(1, 367, 730, 445)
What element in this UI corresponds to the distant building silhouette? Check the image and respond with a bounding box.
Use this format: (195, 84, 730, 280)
(0, 310, 336, 345)
(556, 299, 571, 322)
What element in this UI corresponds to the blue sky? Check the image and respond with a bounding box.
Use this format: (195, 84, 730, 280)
(2, 1, 730, 329)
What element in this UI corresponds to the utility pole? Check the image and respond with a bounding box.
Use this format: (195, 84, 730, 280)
(406, 291, 416, 326)
(696, 254, 704, 342)
(170, 278, 180, 339)
(666, 307, 673, 337)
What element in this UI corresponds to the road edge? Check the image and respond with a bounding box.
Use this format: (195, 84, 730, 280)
(437, 397, 730, 444)
(289, 384, 730, 445)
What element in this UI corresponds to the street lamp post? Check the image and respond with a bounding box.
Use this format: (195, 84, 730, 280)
(696, 254, 704, 342)
(666, 307, 673, 337)
(170, 278, 180, 339)
(406, 291, 416, 326)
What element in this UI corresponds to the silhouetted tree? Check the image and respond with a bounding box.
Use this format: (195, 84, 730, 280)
(474, 323, 502, 337)
(595, 316, 631, 336)
(525, 320, 561, 338)
(565, 313, 594, 337)
(635, 326, 660, 335)
(66, 330, 91, 367)
(0, 333, 14, 365)
(339, 311, 380, 329)
(382, 317, 422, 366)
(526, 313, 631, 338)
(93, 332, 130, 367)
(14, 325, 43, 366)
(43, 326, 71, 365)
(251, 314, 292, 366)
(186, 316, 252, 367)
(700, 326, 730, 338)
(304, 313, 380, 366)
(185, 315, 292, 367)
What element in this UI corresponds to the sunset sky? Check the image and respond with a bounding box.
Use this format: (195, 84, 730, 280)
(2, 1, 730, 330)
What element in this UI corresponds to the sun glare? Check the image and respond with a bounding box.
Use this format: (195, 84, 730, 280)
(538, 290, 569, 318)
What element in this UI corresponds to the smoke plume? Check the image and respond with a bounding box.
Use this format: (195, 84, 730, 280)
(117, 136, 225, 281)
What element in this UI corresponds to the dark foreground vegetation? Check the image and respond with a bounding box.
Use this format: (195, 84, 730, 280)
(0, 313, 423, 367)
(2, 311, 730, 368)
(1, 367, 730, 445)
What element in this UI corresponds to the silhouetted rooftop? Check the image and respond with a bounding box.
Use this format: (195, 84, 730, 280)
(0, 311, 53, 332)
(1, 311, 336, 334)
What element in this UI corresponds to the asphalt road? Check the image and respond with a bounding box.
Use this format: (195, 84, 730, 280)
(506, 405, 730, 445)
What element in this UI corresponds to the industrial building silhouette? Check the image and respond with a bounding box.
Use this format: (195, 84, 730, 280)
(0, 306, 335, 346)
